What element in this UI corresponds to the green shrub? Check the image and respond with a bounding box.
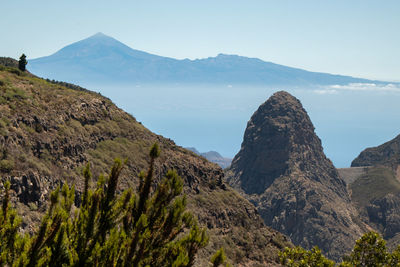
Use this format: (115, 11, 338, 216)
(4, 87, 27, 100)
(280, 246, 334, 267)
(211, 248, 227, 267)
(0, 159, 14, 173)
(280, 232, 400, 266)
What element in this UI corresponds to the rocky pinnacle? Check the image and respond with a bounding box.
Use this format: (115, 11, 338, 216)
(227, 91, 368, 260)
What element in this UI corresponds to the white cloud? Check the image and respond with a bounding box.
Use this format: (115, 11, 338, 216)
(313, 89, 338, 95)
(326, 83, 400, 92)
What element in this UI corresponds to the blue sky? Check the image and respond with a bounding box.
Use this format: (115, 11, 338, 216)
(1, 0, 399, 81)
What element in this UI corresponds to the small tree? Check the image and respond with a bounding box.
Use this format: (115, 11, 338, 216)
(211, 247, 229, 267)
(18, 54, 27, 71)
(342, 231, 389, 266)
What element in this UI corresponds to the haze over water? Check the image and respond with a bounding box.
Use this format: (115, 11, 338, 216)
(86, 83, 400, 168)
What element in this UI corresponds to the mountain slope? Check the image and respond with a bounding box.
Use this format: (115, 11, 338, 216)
(186, 147, 232, 169)
(0, 61, 291, 266)
(29, 33, 379, 86)
(345, 136, 400, 248)
(226, 91, 368, 261)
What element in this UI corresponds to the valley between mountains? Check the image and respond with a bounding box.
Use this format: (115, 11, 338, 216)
(1, 57, 400, 265)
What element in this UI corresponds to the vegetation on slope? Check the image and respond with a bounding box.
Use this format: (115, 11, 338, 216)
(0, 144, 231, 266)
(0, 57, 19, 68)
(350, 167, 400, 208)
(280, 231, 400, 266)
(0, 61, 290, 266)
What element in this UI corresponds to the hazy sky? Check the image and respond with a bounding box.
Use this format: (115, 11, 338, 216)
(1, 0, 399, 81)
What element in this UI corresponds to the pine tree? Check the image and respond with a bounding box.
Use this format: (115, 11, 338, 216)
(18, 54, 27, 71)
(0, 181, 27, 266)
(0, 143, 212, 266)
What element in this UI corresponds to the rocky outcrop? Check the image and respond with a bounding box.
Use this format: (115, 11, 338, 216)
(352, 134, 400, 169)
(367, 193, 400, 239)
(0, 57, 18, 68)
(0, 67, 291, 266)
(226, 91, 367, 260)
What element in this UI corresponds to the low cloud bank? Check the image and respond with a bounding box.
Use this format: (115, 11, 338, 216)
(313, 83, 400, 94)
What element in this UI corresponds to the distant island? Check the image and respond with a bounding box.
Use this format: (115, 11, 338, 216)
(28, 33, 389, 86)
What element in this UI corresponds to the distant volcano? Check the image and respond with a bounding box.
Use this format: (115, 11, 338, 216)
(29, 33, 381, 86)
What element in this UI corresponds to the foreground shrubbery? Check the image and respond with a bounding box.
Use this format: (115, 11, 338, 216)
(0, 143, 228, 266)
(280, 231, 400, 267)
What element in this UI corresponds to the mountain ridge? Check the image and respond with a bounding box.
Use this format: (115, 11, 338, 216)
(352, 134, 400, 170)
(28, 33, 386, 86)
(186, 147, 232, 169)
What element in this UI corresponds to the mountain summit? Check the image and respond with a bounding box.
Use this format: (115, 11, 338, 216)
(226, 91, 368, 260)
(45, 32, 159, 60)
(29, 33, 378, 86)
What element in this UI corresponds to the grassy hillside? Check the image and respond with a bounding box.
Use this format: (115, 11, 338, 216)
(350, 167, 400, 208)
(0, 62, 291, 266)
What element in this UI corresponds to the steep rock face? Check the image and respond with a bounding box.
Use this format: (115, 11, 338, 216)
(352, 134, 400, 169)
(366, 193, 400, 239)
(0, 65, 291, 266)
(226, 91, 367, 260)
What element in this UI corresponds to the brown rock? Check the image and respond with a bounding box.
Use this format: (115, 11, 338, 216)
(226, 91, 367, 260)
(352, 134, 400, 169)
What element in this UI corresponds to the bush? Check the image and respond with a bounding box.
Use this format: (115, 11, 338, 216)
(280, 246, 334, 267)
(0, 159, 14, 173)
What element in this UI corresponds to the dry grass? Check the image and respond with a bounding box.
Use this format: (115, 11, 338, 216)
(351, 166, 400, 207)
